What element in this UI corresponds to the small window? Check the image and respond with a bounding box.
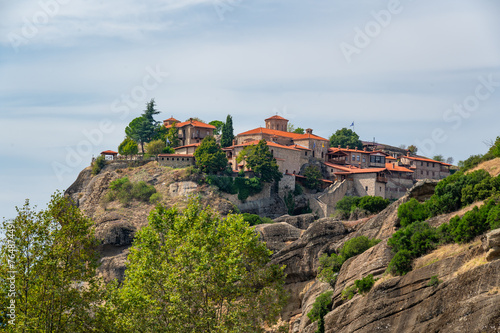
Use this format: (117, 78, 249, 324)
(177, 158, 180, 161)
(305, 151, 307, 156)
(352, 155, 355, 161)
(331, 169, 333, 172)
(166, 158, 169, 161)
(380, 187, 382, 192)
(365, 186, 368, 192)
(182, 158, 184, 161)
(357, 155, 360, 161)
(363, 158, 366, 163)
(421, 170, 423, 175)
(161, 157, 164, 160)
(421, 161, 424, 166)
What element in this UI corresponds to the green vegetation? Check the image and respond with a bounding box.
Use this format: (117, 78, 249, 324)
(118, 137, 139, 155)
(458, 136, 500, 171)
(388, 169, 500, 276)
(285, 191, 295, 215)
(220, 114, 234, 148)
(318, 236, 381, 287)
(428, 275, 441, 287)
(194, 136, 228, 174)
(105, 177, 157, 206)
(304, 165, 322, 190)
(238, 139, 283, 183)
(307, 291, 333, 333)
(165, 120, 180, 148)
(92, 154, 106, 175)
(205, 174, 263, 201)
(125, 99, 161, 152)
(341, 274, 376, 301)
(336, 195, 390, 218)
(329, 128, 363, 150)
(209, 120, 224, 135)
(145, 139, 165, 155)
(0, 193, 102, 331)
(104, 199, 287, 332)
(241, 213, 274, 226)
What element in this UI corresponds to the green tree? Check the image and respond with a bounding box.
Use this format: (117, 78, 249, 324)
(220, 115, 234, 148)
(145, 139, 166, 155)
(433, 155, 444, 162)
(294, 127, 305, 134)
(92, 154, 106, 175)
(194, 136, 228, 174)
(329, 128, 363, 150)
(118, 137, 139, 156)
(209, 120, 224, 135)
(242, 139, 282, 183)
(304, 165, 322, 190)
(407, 145, 418, 155)
(106, 200, 287, 333)
(125, 99, 161, 152)
(0, 193, 102, 332)
(166, 121, 180, 148)
(307, 291, 333, 333)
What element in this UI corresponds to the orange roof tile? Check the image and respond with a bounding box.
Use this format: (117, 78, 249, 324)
(385, 163, 413, 173)
(101, 150, 118, 155)
(164, 116, 180, 122)
(229, 140, 303, 151)
(174, 143, 201, 149)
(323, 162, 386, 174)
(165, 119, 216, 129)
(403, 156, 452, 166)
(265, 115, 288, 121)
(238, 127, 328, 141)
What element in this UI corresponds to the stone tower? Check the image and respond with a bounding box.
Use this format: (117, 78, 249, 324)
(265, 115, 289, 132)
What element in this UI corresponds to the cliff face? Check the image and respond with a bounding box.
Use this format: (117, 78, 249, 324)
(256, 180, 500, 333)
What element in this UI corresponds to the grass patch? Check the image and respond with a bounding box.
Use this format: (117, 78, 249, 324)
(454, 254, 488, 277)
(413, 243, 471, 270)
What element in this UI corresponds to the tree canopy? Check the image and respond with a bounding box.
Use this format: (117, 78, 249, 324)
(220, 115, 234, 148)
(106, 199, 287, 332)
(329, 128, 363, 150)
(125, 99, 161, 152)
(209, 120, 224, 135)
(304, 165, 322, 190)
(238, 139, 282, 183)
(118, 137, 139, 155)
(194, 136, 228, 174)
(0, 193, 102, 331)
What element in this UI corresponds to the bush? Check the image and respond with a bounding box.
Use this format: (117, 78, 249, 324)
(397, 198, 429, 227)
(132, 181, 157, 202)
(355, 274, 375, 294)
(241, 213, 273, 226)
(118, 138, 139, 156)
(488, 204, 500, 229)
(357, 196, 390, 213)
(304, 165, 322, 190)
(387, 221, 438, 256)
(162, 146, 175, 154)
(318, 236, 380, 286)
(92, 155, 106, 175)
(341, 285, 357, 300)
(284, 191, 295, 215)
(387, 249, 413, 275)
(235, 177, 262, 201)
(427, 275, 441, 287)
(149, 192, 162, 204)
(293, 183, 304, 196)
(307, 291, 333, 333)
(336, 196, 361, 215)
(107, 177, 157, 206)
(145, 139, 166, 155)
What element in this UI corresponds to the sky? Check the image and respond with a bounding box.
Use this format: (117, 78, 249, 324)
(1, 0, 499, 220)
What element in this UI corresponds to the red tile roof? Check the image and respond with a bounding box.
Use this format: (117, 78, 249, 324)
(165, 119, 216, 129)
(323, 162, 386, 174)
(164, 117, 180, 122)
(101, 150, 118, 155)
(403, 156, 452, 166)
(228, 140, 303, 151)
(174, 143, 201, 149)
(238, 127, 328, 141)
(265, 115, 288, 121)
(385, 163, 414, 173)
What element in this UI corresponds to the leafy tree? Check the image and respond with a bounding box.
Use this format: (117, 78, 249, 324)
(162, 146, 175, 154)
(307, 291, 333, 333)
(92, 154, 106, 175)
(357, 196, 390, 213)
(488, 204, 500, 229)
(433, 155, 444, 162)
(166, 121, 180, 148)
(329, 128, 363, 150)
(125, 99, 161, 152)
(194, 136, 228, 174)
(355, 274, 375, 294)
(118, 138, 139, 156)
(220, 115, 234, 148)
(446, 157, 454, 165)
(240, 140, 282, 183)
(209, 120, 224, 135)
(336, 196, 361, 215)
(145, 139, 165, 155)
(294, 127, 305, 134)
(387, 249, 413, 275)
(304, 165, 322, 190)
(407, 145, 418, 155)
(287, 123, 296, 133)
(105, 199, 287, 333)
(397, 198, 430, 227)
(0, 193, 102, 332)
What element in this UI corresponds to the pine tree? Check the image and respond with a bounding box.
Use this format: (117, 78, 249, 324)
(221, 115, 234, 148)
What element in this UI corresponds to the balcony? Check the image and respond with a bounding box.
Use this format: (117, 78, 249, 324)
(377, 175, 388, 183)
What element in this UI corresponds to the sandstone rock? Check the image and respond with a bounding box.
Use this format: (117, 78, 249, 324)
(254, 222, 303, 253)
(408, 179, 439, 202)
(98, 247, 129, 282)
(271, 218, 348, 284)
(95, 220, 136, 247)
(484, 229, 500, 262)
(298, 280, 332, 332)
(273, 213, 315, 230)
(169, 181, 198, 197)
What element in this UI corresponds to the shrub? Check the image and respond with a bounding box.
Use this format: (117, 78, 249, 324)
(427, 275, 441, 287)
(397, 198, 429, 227)
(145, 139, 166, 155)
(241, 213, 273, 226)
(149, 192, 162, 204)
(107, 177, 157, 206)
(341, 285, 357, 300)
(488, 204, 500, 230)
(284, 192, 295, 215)
(340, 236, 381, 259)
(387, 221, 438, 256)
(358, 196, 390, 214)
(235, 177, 262, 201)
(92, 155, 106, 175)
(355, 274, 375, 294)
(387, 249, 413, 275)
(162, 146, 175, 154)
(307, 291, 333, 333)
(304, 165, 322, 190)
(336, 196, 361, 215)
(118, 138, 139, 156)
(293, 184, 304, 196)
(131, 181, 157, 202)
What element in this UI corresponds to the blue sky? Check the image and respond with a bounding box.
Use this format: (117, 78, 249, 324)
(1, 0, 499, 220)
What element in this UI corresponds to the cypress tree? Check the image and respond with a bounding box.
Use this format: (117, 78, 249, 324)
(221, 115, 234, 148)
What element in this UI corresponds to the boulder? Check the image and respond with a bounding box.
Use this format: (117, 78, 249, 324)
(254, 222, 303, 253)
(271, 218, 348, 284)
(484, 229, 500, 262)
(273, 213, 316, 230)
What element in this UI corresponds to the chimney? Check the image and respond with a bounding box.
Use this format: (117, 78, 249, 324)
(407, 151, 410, 157)
(306, 128, 313, 134)
(363, 147, 367, 151)
(338, 145, 341, 149)
(346, 145, 350, 149)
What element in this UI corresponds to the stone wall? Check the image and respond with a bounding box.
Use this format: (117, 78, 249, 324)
(351, 173, 386, 198)
(278, 174, 296, 196)
(386, 174, 414, 200)
(158, 155, 195, 168)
